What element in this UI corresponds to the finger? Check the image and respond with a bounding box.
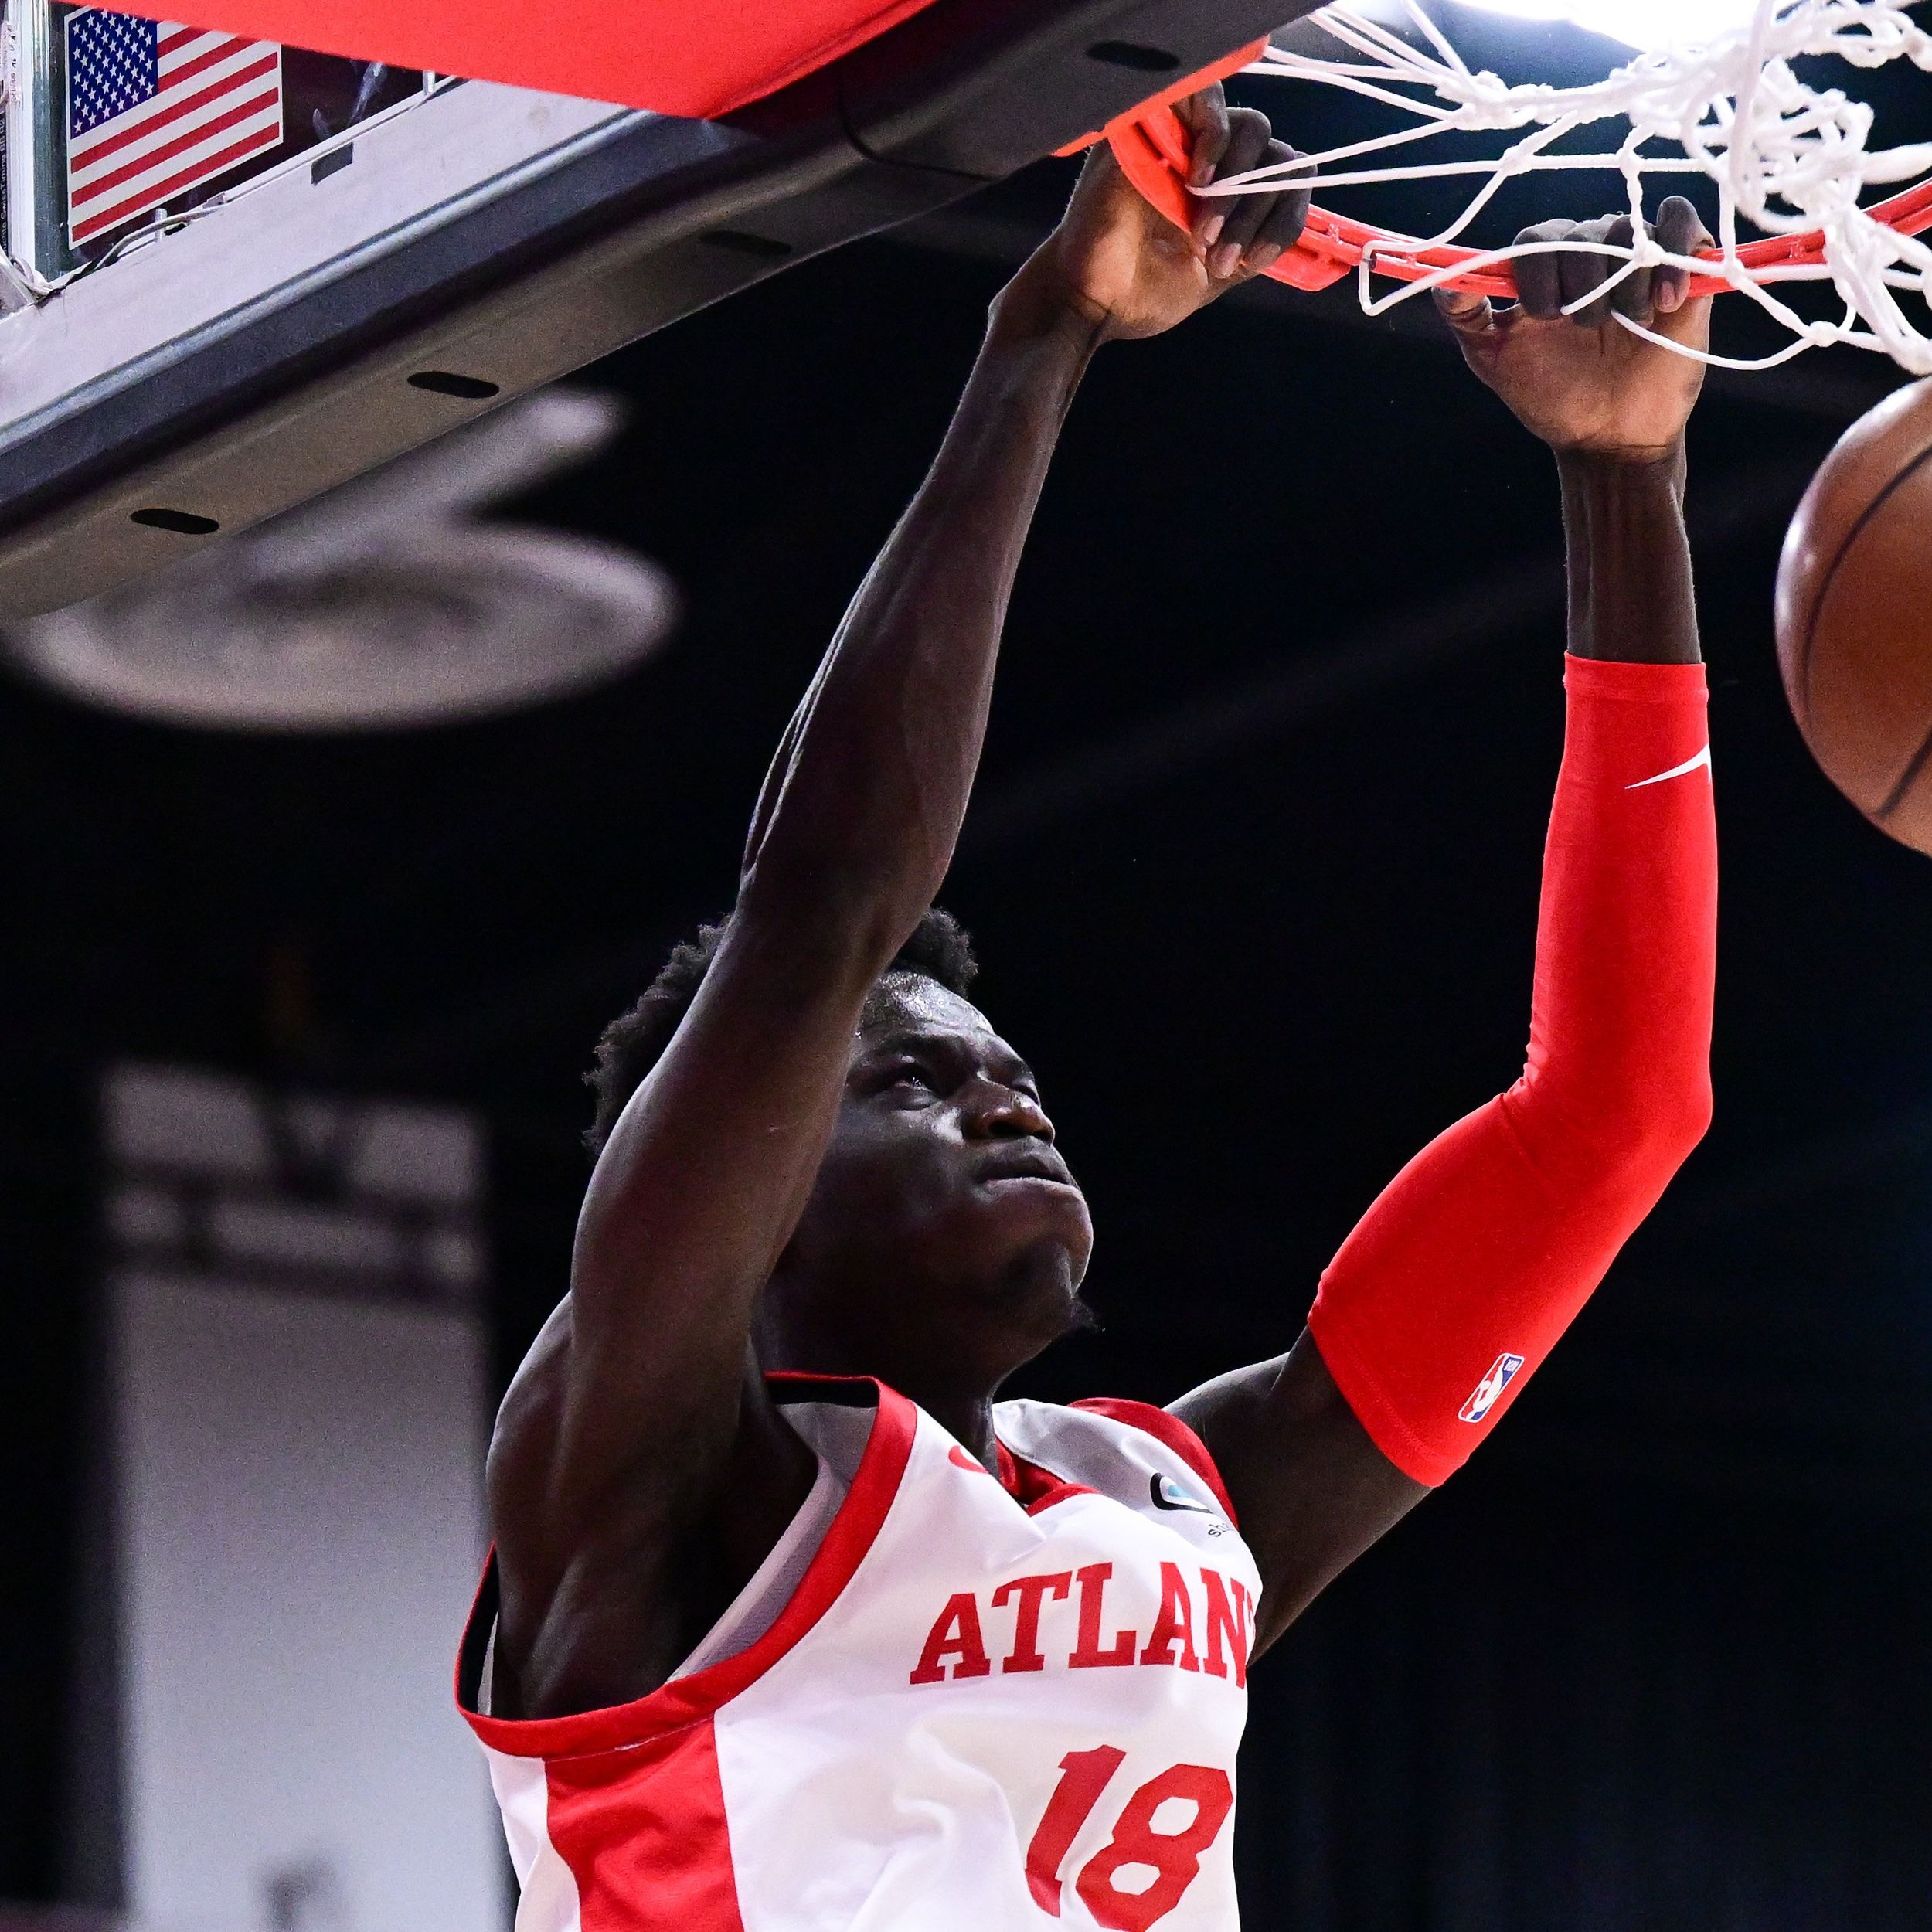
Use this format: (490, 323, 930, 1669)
(1178, 85, 1231, 223)
(1652, 193, 1712, 315)
(1512, 220, 1570, 320)
(1223, 138, 1309, 274)
(1243, 141, 1311, 271)
(1650, 264, 1716, 355)
(1204, 108, 1276, 275)
(1434, 285, 1495, 339)
(1601, 215, 1653, 325)
(1184, 87, 1235, 245)
(1556, 215, 1621, 329)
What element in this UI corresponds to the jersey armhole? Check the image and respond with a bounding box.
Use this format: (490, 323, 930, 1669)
(1069, 1398, 1240, 1526)
(454, 1378, 915, 1757)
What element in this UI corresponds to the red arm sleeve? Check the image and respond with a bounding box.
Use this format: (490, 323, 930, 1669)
(1306, 655, 1716, 1486)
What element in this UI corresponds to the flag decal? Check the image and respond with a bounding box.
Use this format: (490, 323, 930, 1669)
(66, 9, 284, 247)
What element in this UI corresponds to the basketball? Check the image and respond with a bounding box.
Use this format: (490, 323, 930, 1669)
(1777, 376, 1932, 852)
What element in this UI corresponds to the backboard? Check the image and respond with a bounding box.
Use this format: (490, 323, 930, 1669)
(0, 0, 1311, 621)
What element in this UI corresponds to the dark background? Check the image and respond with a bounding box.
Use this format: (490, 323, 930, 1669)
(5, 16, 1932, 1926)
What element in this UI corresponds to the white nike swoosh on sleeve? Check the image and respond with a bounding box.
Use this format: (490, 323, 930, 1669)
(1625, 743, 1712, 791)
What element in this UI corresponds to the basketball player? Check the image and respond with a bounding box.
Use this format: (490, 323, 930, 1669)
(458, 90, 1718, 1930)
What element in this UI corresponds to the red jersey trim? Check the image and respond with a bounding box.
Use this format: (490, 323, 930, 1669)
(1069, 1398, 1240, 1526)
(457, 1376, 917, 1758)
(995, 1439, 1099, 1516)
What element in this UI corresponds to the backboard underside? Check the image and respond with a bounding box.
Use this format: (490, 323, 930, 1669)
(0, 0, 1314, 620)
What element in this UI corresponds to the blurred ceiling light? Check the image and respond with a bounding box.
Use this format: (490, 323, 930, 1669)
(1458, 0, 1769, 49)
(2, 388, 678, 730)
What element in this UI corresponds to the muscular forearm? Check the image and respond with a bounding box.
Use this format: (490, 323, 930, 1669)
(1305, 651, 1716, 1488)
(559, 139, 1265, 1478)
(1559, 444, 1699, 665)
(563, 281, 1097, 1445)
(1193, 217, 1719, 1648)
(1184, 458, 1716, 1641)
(740, 274, 1099, 943)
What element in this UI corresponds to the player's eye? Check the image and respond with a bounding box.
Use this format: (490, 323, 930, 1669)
(883, 1060, 930, 1092)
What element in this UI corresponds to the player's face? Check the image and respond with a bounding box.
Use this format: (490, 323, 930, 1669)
(774, 976, 1095, 1389)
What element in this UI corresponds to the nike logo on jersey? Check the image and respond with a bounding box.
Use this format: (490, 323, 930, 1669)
(1625, 743, 1712, 791)
(1148, 1473, 1216, 1515)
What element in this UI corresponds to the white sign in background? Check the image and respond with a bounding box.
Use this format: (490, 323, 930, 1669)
(97, 1065, 502, 1932)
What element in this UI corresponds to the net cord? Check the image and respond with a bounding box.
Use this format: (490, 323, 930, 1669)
(1181, 0, 1932, 371)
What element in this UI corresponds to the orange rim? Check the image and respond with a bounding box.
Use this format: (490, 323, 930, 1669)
(1107, 94, 1932, 300)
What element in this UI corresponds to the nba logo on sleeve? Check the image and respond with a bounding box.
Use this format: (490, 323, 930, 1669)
(1459, 1352, 1526, 1423)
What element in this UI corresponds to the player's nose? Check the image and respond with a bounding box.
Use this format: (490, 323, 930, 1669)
(964, 1078, 1056, 1144)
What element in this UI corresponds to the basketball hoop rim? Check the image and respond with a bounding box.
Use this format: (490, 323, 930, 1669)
(1107, 94, 1932, 301)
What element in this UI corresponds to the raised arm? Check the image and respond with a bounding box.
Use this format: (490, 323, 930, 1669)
(486, 109, 1310, 1716)
(1176, 200, 1720, 1651)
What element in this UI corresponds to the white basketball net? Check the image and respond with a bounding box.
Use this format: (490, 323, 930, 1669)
(1206, 0, 1932, 370)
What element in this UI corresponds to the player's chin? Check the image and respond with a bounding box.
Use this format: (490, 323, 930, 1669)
(978, 1213, 1096, 1345)
(971, 1177, 1094, 1281)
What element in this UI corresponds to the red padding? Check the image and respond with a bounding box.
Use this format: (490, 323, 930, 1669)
(1308, 656, 1716, 1487)
(105, 0, 947, 117)
(1053, 39, 1268, 158)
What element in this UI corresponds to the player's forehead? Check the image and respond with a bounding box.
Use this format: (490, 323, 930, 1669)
(856, 976, 1028, 1077)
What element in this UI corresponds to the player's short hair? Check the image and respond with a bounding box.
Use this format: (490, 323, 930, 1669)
(584, 906, 978, 1156)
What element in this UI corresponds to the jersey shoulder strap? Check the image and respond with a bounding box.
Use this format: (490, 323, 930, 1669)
(992, 1396, 1239, 1529)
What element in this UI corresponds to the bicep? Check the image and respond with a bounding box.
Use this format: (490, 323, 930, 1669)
(1172, 1335, 1426, 1654)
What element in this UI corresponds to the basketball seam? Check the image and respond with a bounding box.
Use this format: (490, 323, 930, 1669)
(1796, 430, 1932, 740)
(1876, 719, 1932, 823)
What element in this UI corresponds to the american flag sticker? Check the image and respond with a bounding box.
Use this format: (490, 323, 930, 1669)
(66, 10, 283, 247)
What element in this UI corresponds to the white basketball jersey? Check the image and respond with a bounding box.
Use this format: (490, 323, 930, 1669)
(457, 1375, 1262, 1932)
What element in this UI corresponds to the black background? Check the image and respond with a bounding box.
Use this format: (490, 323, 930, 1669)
(5, 15, 1932, 1925)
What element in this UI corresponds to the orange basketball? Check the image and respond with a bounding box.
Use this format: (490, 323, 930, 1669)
(1777, 376, 1932, 853)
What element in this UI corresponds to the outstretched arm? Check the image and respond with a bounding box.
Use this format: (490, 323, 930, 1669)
(487, 108, 1309, 1717)
(1176, 200, 1719, 1652)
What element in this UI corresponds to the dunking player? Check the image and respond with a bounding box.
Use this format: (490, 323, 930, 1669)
(458, 90, 1717, 1930)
